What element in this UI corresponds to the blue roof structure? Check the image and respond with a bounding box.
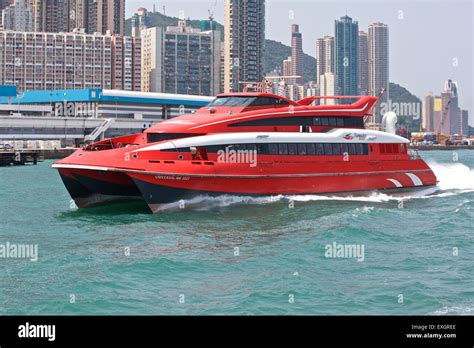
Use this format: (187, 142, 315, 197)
(0, 89, 214, 107)
(0, 85, 17, 97)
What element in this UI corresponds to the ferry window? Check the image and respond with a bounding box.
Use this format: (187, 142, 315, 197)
(386, 144, 393, 154)
(344, 118, 364, 128)
(257, 143, 269, 154)
(363, 144, 369, 154)
(147, 133, 202, 143)
(316, 143, 324, 155)
(400, 144, 406, 153)
(356, 144, 368, 155)
(328, 117, 337, 126)
(306, 143, 316, 155)
(348, 144, 357, 155)
(392, 144, 399, 153)
(274, 99, 290, 106)
(288, 143, 298, 155)
(324, 143, 333, 155)
(278, 143, 288, 155)
(321, 117, 329, 126)
(341, 143, 349, 155)
(249, 97, 289, 107)
(297, 144, 307, 155)
(245, 144, 257, 152)
(208, 96, 254, 107)
(332, 143, 341, 155)
(313, 117, 321, 126)
(234, 144, 247, 151)
(336, 118, 344, 127)
(380, 144, 386, 154)
(268, 143, 278, 155)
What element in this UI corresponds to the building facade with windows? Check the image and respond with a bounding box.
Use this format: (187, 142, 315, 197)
(223, 0, 265, 92)
(141, 21, 221, 96)
(0, 29, 141, 92)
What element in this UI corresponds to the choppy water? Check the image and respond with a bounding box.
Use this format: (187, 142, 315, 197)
(0, 151, 473, 315)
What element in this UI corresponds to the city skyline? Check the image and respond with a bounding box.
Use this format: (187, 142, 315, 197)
(127, 0, 472, 124)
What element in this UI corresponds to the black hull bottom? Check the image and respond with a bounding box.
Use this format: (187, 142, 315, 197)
(59, 173, 141, 208)
(131, 178, 437, 213)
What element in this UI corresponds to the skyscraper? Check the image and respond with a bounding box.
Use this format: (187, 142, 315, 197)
(31, 0, 125, 35)
(316, 35, 334, 87)
(423, 93, 435, 132)
(131, 7, 151, 37)
(433, 80, 464, 136)
(32, 0, 69, 33)
(141, 21, 221, 96)
(2, 0, 34, 31)
(334, 15, 359, 100)
(358, 31, 368, 95)
(290, 24, 303, 85)
(319, 72, 335, 105)
(368, 22, 389, 121)
(87, 0, 125, 35)
(223, 0, 265, 92)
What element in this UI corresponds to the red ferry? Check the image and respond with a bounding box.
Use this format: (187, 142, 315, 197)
(52, 92, 437, 212)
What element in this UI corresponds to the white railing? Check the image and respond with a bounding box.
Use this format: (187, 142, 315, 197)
(85, 118, 115, 142)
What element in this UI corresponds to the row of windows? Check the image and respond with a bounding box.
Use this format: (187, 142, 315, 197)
(166, 143, 369, 156)
(228, 116, 364, 128)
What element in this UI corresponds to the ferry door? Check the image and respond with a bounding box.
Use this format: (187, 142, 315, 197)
(368, 144, 379, 163)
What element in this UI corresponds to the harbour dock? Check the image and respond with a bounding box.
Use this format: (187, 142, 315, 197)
(0, 148, 77, 166)
(0, 149, 42, 166)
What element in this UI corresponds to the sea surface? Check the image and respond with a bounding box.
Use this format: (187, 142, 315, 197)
(0, 150, 473, 315)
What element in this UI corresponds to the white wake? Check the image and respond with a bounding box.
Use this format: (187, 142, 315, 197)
(159, 162, 474, 210)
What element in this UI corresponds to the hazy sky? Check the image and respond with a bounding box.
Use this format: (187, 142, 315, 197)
(126, 0, 473, 124)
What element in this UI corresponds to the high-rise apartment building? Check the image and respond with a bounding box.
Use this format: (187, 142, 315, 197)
(368, 22, 389, 121)
(422, 93, 435, 132)
(358, 31, 368, 95)
(0, 29, 140, 91)
(131, 7, 151, 37)
(432, 79, 468, 136)
(316, 35, 334, 88)
(319, 72, 335, 105)
(223, 0, 265, 92)
(141, 21, 221, 96)
(334, 15, 358, 99)
(282, 56, 291, 78)
(290, 24, 303, 85)
(32, 0, 124, 35)
(1, 0, 34, 31)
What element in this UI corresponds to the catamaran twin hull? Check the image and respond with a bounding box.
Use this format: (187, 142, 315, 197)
(53, 130, 437, 213)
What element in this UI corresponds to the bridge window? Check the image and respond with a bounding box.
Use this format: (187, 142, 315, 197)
(288, 143, 298, 155)
(316, 144, 324, 155)
(278, 143, 288, 155)
(324, 143, 332, 155)
(268, 143, 278, 155)
(200, 143, 369, 156)
(297, 144, 307, 155)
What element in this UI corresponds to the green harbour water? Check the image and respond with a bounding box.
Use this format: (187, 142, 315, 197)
(0, 150, 473, 315)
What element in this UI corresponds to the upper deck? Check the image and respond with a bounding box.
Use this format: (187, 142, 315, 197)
(144, 93, 378, 143)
